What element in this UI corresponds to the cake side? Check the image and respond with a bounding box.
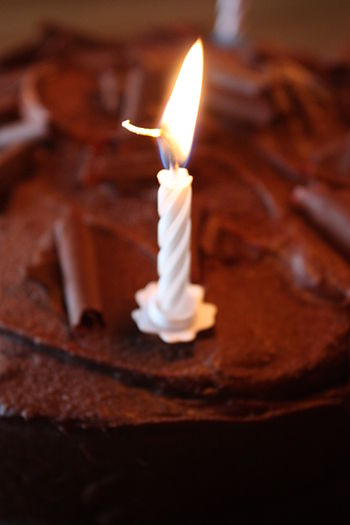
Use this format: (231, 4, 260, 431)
(0, 334, 349, 523)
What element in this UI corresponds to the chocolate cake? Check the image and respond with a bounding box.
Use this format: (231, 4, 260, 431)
(1, 23, 350, 523)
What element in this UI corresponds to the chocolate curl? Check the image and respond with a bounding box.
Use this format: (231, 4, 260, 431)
(195, 142, 281, 218)
(280, 242, 349, 304)
(207, 91, 273, 126)
(20, 66, 50, 127)
(54, 209, 104, 329)
(293, 184, 350, 258)
(206, 49, 275, 126)
(282, 62, 331, 136)
(0, 67, 49, 149)
(254, 137, 304, 183)
(0, 120, 45, 149)
(208, 55, 268, 97)
(201, 213, 273, 263)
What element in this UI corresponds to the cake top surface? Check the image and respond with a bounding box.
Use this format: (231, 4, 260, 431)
(1, 23, 350, 426)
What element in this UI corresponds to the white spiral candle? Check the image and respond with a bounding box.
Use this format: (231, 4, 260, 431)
(132, 162, 216, 342)
(156, 168, 193, 317)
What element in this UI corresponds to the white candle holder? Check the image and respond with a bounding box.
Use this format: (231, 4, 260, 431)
(132, 282, 217, 344)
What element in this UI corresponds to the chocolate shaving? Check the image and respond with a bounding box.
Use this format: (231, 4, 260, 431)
(20, 66, 50, 125)
(54, 208, 104, 329)
(0, 120, 45, 149)
(280, 243, 349, 304)
(284, 68, 327, 136)
(208, 64, 267, 97)
(0, 66, 49, 149)
(293, 184, 350, 258)
(206, 51, 283, 126)
(255, 138, 304, 183)
(283, 247, 321, 291)
(207, 91, 274, 127)
(207, 47, 269, 96)
(195, 142, 282, 218)
(201, 213, 271, 263)
(293, 84, 326, 136)
(279, 61, 339, 143)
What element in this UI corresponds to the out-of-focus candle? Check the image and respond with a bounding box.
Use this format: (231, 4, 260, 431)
(214, 0, 244, 45)
(122, 39, 217, 343)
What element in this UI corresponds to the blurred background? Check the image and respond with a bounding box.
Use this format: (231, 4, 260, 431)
(0, 0, 350, 56)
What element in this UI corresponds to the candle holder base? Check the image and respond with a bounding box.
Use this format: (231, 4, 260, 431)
(132, 282, 217, 344)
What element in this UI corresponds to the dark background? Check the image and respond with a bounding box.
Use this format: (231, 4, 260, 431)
(0, 0, 350, 56)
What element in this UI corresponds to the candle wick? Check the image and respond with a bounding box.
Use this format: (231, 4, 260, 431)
(169, 162, 179, 177)
(122, 119, 180, 170)
(169, 157, 179, 173)
(160, 126, 180, 171)
(121, 120, 162, 138)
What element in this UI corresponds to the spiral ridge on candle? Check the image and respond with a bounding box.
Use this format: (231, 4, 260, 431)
(157, 180, 192, 314)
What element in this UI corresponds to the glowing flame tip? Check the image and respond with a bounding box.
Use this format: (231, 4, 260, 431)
(159, 38, 204, 168)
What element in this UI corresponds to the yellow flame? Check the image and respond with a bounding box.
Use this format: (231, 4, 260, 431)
(160, 39, 204, 166)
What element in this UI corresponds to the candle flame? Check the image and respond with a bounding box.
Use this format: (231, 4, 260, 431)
(160, 39, 204, 168)
(121, 39, 204, 169)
